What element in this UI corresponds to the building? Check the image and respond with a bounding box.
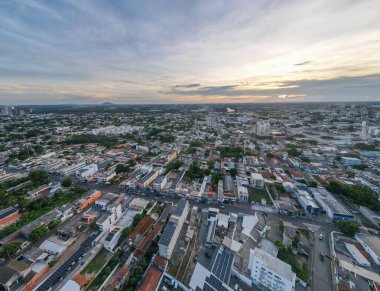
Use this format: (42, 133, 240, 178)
(97, 171, 116, 185)
(294, 190, 320, 215)
(341, 157, 361, 165)
(158, 199, 189, 259)
(76, 190, 102, 212)
(355, 234, 380, 265)
(236, 175, 249, 202)
(248, 248, 296, 291)
(223, 175, 236, 202)
(359, 206, 380, 228)
(75, 163, 98, 180)
(138, 256, 167, 291)
(58, 160, 86, 176)
(96, 205, 122, 232)
(103, 226, 122, 252)
(255, 121, 270, 136)
(27, 184, 51, 197)
(251, 173, 265, 189)
(189, 245, 234, 291)
(153, 175, 167, 191)
(310, 188, 353, 221)
(206, 115, 217, 128)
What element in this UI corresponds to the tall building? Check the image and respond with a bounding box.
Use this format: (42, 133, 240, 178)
(206, 115, 217, 128)
(249, 248, 296, 291)
(255, 121, 270, 136)
(1, 106, 14, 116)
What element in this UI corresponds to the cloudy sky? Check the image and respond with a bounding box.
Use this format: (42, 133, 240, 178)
(1, 0, 380, 104)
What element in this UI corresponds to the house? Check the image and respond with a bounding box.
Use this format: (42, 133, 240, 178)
(251, 173, 265, 188)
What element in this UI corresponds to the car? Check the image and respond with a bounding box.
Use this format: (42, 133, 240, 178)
(219, 205, 225, 209)
(320, 253, 324, 261)
(319, 234, 323, 240)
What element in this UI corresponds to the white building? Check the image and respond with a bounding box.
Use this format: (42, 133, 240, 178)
(153, 175, 167, 191)
(58, 160, 86, 176)
(255, 121, 270, 136)
(76, 163, 98, 180)
(355, 234, 380, 265)
(251, 173, 265, 189)
(206, 115, 217, 128)
(236, 175, 249, 202)
(98, 171, 116, 185)
(341, 157, 361, 165)
(249, 248, 296, 291)
(103, 227, 122, 252)
(96, 202, 122, 232)
(293, 190, 320, 215)
(91, 125, 143, 136)
(158, 199, 189, 259)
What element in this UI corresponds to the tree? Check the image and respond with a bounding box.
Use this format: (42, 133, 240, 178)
(61, 178, 72, 187)
(230, 168, 238, 177)
(0, 241, 22, 258)
(307, 181, 318, 188)
(29, 170, 50, 185)
(115, 164, 130, 174)
(29, 225, 49, 242)
(336, 220, 359, 237)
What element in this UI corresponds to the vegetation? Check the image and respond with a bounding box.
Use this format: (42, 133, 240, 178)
(0, 187, 86, 239)
(249, 188, 272, 205)
(87, 249, 124, 290)
(61, 178, 72, 187)
(327, 181, 380, 211)
(123, 241, 158, 290)
(184, 162, 206, 182)
(29, 170, 50, 185)
(275, 241, 309, 282)
(115, 164, 130, 174)
(82, 248, 111, 274)
(211, 172, 223, 186)
(0, 241, 22, 258)
(229, 168, 237, 177)
(217, 146, 243, 158)
(352, 164, 368, 171)
(336, 220, 360, 237)
(353, 143, 379, 151)
(307, 181, 318, 188)
(164, 159, 183, 174)
(158, 135, 175, 143)
(29, 225, 49, 242)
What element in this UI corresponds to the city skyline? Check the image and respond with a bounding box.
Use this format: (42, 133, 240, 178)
(1, 0, 380, 105)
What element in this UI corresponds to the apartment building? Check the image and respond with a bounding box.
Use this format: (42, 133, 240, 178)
(249, 248, 296, 291)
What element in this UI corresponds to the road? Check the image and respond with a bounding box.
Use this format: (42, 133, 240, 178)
(311, 227, 334, 291)
(267, 213, 335, 291)
(79, 181, 337, 290)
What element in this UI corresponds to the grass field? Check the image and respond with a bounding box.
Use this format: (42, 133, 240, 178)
(249, 187, 273, 205)
(81, 248, 111, 275)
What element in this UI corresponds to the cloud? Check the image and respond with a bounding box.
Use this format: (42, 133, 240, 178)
(294, 61, 311, 66)
(0, 0, 380, 104)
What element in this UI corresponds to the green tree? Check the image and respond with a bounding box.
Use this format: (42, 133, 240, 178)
(61, 178, 72, 187)
(229, 168, 238, 177)
(115, 164, 130, 174)
(29, 225, 49, 242)
(336, 220, 359, 237)
(29, 170, 50, 185)
(0, 241, 22, 258)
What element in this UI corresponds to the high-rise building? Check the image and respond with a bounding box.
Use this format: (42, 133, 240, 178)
(1, 106, 14, 116)
(249, 248, 296, 291)
(255, 121, 270, 136)
(206, 115, 217, 127)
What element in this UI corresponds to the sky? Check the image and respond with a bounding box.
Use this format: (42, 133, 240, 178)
(1, 0, 380, 105)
